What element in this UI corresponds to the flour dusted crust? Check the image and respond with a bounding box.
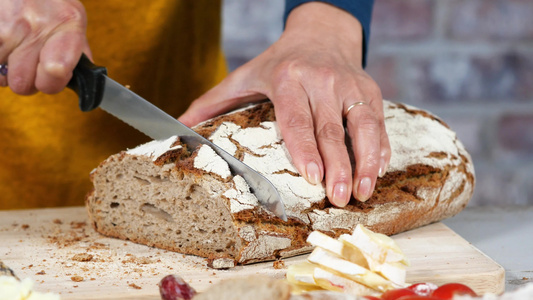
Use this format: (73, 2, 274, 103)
(86, 100, 475, 267)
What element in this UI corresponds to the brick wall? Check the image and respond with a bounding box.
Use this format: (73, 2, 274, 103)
(222, 0, 533, 206)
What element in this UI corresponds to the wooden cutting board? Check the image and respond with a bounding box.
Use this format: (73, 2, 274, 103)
(0, 207, 504, 299)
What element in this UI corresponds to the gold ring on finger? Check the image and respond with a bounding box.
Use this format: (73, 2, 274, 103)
(343, 101, 367, 117)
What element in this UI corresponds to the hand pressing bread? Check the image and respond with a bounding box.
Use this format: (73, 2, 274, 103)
(87, 100, 474, 268)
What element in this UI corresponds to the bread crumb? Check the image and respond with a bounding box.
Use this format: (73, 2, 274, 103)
(72, 253, 94, 262)
(53, 219, 63, 224)
(71, 276, 84, 282)
(122, 255, 153, 265)
(273, 260, 286, 269)
(70, 221, 86, 229)
(128, 282, 142, 289)
(21, 224, 29, 230)
(35, 270, 46, 275)
(207, 257, 235, 269)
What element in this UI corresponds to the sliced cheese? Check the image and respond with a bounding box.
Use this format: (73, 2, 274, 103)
(307, 247, 399, 292)
(286, 226, 409, 296)
(287, 261, 317, 286)
(313, 267, 379, 297)
(338, 233, 406, 285)
(306, 231, 368, 268)
(370, 261, 406, 286)
(341, 225, 409, 266)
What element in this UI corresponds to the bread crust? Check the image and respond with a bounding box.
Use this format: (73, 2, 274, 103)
(86, 100, 475, 267)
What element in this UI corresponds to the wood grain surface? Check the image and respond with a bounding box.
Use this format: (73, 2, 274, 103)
(0, 207, 504, 299)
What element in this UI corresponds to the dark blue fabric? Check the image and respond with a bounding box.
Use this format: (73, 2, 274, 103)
(283, 0, 374, 67)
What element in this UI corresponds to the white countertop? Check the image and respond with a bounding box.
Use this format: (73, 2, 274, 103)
(443, 206, 533, 291)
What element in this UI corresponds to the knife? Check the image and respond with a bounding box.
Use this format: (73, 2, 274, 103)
(67, 54, 287, 221)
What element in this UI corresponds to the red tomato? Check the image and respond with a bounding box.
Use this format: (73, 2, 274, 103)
(397, 296, 442, 300)
(381, 288, 417, 300)
(431, 283, 477, 299)
(362, 296, 381, 300)
(407, 282, 438, 296)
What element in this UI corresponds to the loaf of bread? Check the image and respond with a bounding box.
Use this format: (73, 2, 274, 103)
(86, 100, 475, 267)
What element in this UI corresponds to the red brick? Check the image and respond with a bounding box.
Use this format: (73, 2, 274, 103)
(398, 55, 472, 104)
(472, 52, 533, 100)
(371, 0, 434, 41)
(448, 0, 533, 41)
(498, 113, 533, 156)
(397, 52, 533, 104)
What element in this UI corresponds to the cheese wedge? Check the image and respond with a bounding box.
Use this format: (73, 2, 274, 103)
(341, 225, 409, 266)
(369, 261, 406, 286)
(306, 231, 368, 268)
(337, 235, 405, 285)
(313, 267, 379, 296)
(307, 247, 399, 292)
(287, 262, 317, 286)
(286, 225, 409, 296)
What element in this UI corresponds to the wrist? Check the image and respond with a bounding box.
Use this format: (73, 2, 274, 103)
(284, 2, 364, 66)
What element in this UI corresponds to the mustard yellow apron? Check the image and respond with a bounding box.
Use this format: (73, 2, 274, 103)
(0, 0, 227, 209)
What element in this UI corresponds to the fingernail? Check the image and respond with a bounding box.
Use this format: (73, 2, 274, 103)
(332, 183, 348, 207)
(306, 162, 321, 185)
(378, 158, 388, 177)
(357, 177, 372, 202)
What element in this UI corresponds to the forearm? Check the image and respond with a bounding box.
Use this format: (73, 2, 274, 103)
(284, 0, 374, 67)
(284, 2, 364, 67)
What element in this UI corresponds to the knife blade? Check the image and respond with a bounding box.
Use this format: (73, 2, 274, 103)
(67, 54, 287, 221)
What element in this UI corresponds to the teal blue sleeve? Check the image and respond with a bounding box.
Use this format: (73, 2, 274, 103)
(283, 0, 374, 67)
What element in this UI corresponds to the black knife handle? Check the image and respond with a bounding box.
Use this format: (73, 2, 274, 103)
(67, 53, 108, 112)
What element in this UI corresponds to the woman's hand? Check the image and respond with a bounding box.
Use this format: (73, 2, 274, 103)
(0, 0, 90, 94)
(179, 2, 391, 207)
